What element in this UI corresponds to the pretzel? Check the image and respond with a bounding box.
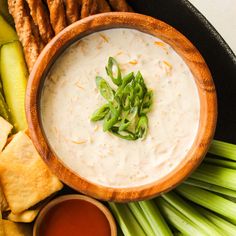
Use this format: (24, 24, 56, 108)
(8, 0, 41, 71)
(81, 0, 99, 18)
(64, 0, 80, 24)
(46, 0, 67, 34)
(25, 0, 54, 44)
(108, 0, 133, 12)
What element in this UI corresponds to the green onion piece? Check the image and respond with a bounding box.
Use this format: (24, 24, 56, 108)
(135, 115, 148, 139)
(141, 90, 153, 114)
(135, 71, 147, 93)
(119, 107, 138, 132)
(138, 200, 173, 236)
(209, 140, 236, 161)
(156, 198, 206, 236)
(185, 178, 236, 199)
(128, 202, 155, 236)
(103, 97, 121, 131)
(110, 127, 137, 140)
(90, 103, 109, 121)
(116, 72, 134, 97)
(162, 191, 222, 236)
(108, 202, 146, 236)
(191, 163, 236, 191)
(96, 76, 114, 101)
(176, 184, 236, 223)
(204, 157, 236, 169)
(106, 57, 122, 86)
(197, 206, 236, 236)
(121, 84, 134, 110)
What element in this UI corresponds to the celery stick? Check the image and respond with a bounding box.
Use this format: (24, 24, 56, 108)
(108, 202, 146, 236)
(138, 200, 173, 236)
(176, 184, 236, 222)
(156, 198, 206, 236)
(0, 92, 11, 121)
(185, 178, 236, 199)
(1, 41, 28, 131)
(162, 192, 222, 236)
(204, 157, 236, 169)
(197, 206, 236, 236)
(128, 202, 155, 236)
(191, 163, 236, 190)
(209, 140, 236, 161)
(0, 15, 18, 46)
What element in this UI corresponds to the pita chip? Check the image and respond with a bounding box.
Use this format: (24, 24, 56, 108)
(0, 117, 13, 152)
(2, 220, 32, 236)
(0, 131, 63, 214)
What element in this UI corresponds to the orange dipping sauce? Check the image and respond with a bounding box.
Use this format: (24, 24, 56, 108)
(38, 199, 111, 236)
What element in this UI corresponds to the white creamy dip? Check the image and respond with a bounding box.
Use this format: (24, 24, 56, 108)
(41, 28, 200, 187)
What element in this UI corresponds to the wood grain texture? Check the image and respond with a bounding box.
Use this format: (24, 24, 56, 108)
(26, 13, 217, 202)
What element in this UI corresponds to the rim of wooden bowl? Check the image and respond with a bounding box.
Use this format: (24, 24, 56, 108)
(26, 12, 217, 202)
(33, 194, 117, 236)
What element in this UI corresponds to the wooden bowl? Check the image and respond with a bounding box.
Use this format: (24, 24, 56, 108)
(26, 12, 217, 202)
(33, 194, 117, 236)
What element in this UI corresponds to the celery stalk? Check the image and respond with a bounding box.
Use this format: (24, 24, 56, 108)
(162, 192, 222, 236)
(191, 163, 236, 190)
(108, 202, 146, 236)
(204, 157, 236, 169)
(176, 184, 236, 222)
(156, 198, 206, 236)
(209, 140, 236, 161)
(185, 178, 236, 199)
(128, 202, 155, 236)
(197, 206, 236, 236)
(138, 200, 173, 236)
(1, 41, 28, 131)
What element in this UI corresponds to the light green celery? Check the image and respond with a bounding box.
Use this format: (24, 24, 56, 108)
(185, 178, 236, 199)
(191, 163, 236, 190)
(162, 192, 222, 236)
(138, 200, 173, 236)
(176, 184, 236, 222)
(128, 202, 155, 236)
(197, 206, 236, 236)
(204, 157, 236, 169)
(209, 140, 236, 161)
(108, 203, 146, 236)
(156, 198, 206, 236)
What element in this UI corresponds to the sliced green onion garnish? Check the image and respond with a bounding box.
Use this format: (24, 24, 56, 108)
(91, 57, 153, 140)
(105, 57, 122, 86)
(96, 76, 114, 101)
(90, 104, 109, 121)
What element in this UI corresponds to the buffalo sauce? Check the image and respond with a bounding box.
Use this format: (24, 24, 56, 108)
(39, 199, 111, 236)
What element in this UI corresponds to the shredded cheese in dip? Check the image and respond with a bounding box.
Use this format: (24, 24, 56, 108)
(40, 28, 200, 187)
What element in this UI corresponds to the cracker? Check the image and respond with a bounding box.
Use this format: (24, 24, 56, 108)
(7, 207, 40, 223)
(0, 212, 5, 236)
(2, 220, 32, 236)
(0, 184, 8, 212)
(0, 117, 13, 152)
(0, 131, 63, 214)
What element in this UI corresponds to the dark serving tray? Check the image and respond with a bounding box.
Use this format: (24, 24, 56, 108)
(128, 0, 236, 143)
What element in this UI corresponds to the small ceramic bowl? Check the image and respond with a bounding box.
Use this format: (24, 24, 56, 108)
(33, 194, 117, 236)
(26, 12, 217, 202)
